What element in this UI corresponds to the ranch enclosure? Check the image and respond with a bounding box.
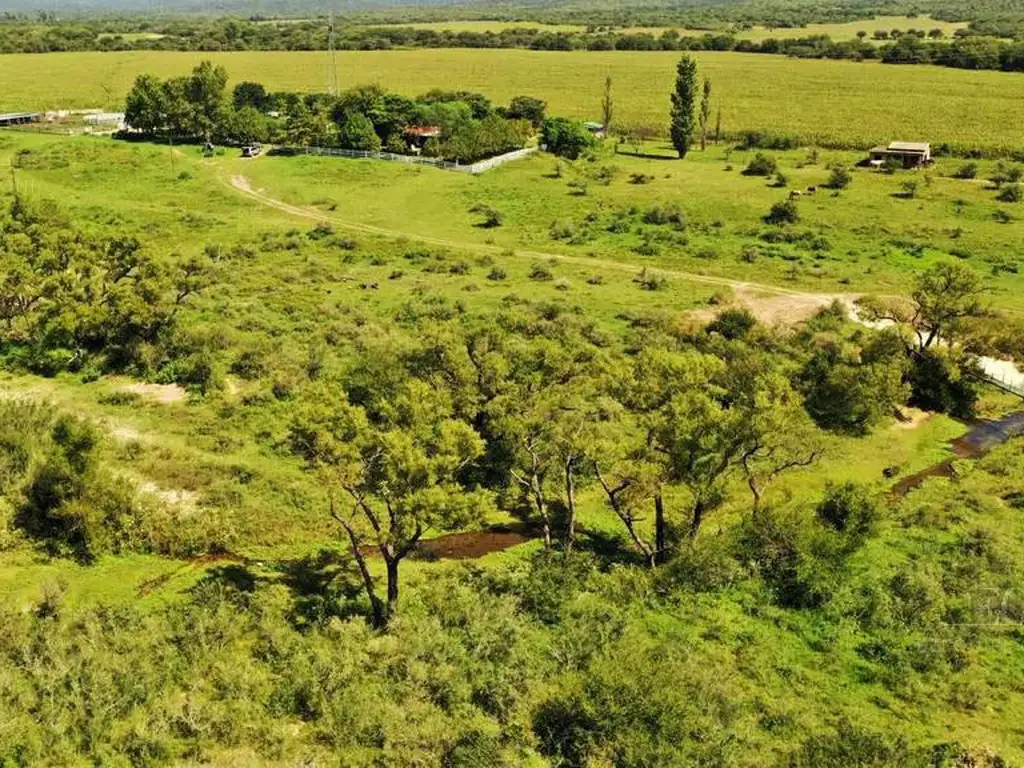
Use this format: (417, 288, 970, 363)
(3, 49, 1024, 152)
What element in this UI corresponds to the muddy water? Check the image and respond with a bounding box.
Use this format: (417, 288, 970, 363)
(891, 411, 1024, 496)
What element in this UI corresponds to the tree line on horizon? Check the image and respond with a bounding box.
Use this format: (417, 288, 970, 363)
(3, 15, 1024, 73)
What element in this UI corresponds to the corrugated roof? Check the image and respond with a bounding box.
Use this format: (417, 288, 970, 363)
(888, 141, 930, 152)
(0, 112, 40, 121)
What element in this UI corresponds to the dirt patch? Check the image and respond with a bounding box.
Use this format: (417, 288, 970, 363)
(120, 382, 187, 405)
(138, 481, 199, 512)
(691, 287, 854, 327)
(892, 408, 935, 431)
(413, 525, 535, 560)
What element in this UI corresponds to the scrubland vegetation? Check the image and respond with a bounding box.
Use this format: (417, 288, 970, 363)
(0, 20, 1023, 765)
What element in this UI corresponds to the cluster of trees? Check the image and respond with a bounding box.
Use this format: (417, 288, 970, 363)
(882, 34, 1024, 71)
(125, 64, 539, 162)
(279, 259, 988, 628)
(0, 196, 209, 379)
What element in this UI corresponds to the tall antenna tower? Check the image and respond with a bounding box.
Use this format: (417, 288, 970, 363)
(327, 11, 339, 96)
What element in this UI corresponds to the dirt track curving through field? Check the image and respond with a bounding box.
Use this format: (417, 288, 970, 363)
(225, 173, 855, 325)
(225, 172, 1024, 387)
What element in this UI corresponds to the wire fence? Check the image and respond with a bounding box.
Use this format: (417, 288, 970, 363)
(297, 145, 537, 174)
(981, 369, 1024, 398)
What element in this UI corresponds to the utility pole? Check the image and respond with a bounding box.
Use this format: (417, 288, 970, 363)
(328, 11, 339, 96)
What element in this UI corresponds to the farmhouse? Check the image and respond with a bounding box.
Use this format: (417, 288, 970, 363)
(403, 125, 441, 152)
(868, 141, 932, 169)
(0, 112, 40, 127)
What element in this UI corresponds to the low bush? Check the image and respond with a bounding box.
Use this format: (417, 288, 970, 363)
(825, 164, 853, 190)
(952, 162, 978, 179)
(996, 184, 1021, 203)
(642, 203, 685, 229)
(765, 199, 800, 226)
(742, 152, 778, 177)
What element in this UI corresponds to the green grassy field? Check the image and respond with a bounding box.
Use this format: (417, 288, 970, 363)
(232, 144, 1024, 309)
(3, 50, 1024, 151)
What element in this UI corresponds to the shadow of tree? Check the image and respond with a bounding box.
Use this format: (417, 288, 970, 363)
(274, 548, 368, 628)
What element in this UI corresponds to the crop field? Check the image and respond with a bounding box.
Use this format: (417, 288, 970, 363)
(3, 50, 1024, 151)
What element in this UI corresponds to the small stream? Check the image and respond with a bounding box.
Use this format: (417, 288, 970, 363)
(891, 411, 1024, 496)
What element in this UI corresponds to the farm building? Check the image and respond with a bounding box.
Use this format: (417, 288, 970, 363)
(868, 141, 932, 168)
(0, 112, 40, 127)
(403, 125, 441, 151)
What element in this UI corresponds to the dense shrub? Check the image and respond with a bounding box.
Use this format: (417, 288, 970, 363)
(765, 199, 800, 225)
(706, 307, 757, 340)
(541, 117, 597, 160)
(996, 183, 1022, 203)
(642, 203, 686, 228)
(825, 164, 853, 189)
(909, 347, 980, 418)
(953, 161, 978, 179)
(742, 151, 778, 176)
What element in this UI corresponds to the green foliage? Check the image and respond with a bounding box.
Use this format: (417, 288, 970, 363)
(765, 198, 800, 225)
(953, 161, 978, 179)
(743, 151, 778, 176)
(125, 61, 228, 140)
(541, 117, 597, 159)
(996, 183, 1022, 202)
(909, 347, 980, 417)
(826, 164, 853, 189)
(706, 307, 757, 340)
(800, 331, 909, 434)
(338, 112, 382, 152)
(816, 481, 880, 542)
(669, 54, 698, 158)
(0, 198, 209, 378)
(470, 202, 504, 228)
(506, 94, 547, 128)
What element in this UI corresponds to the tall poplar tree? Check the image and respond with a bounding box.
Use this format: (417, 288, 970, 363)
(699, 77, 712, 151)
(601, 74, 614, 134)
(669, 55, 698, 158)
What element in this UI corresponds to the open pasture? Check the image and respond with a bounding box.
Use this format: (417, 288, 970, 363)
(2, 49, 1024, 151)
(232, 144, 1024, 309)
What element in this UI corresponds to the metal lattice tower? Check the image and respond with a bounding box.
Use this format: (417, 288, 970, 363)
(327, 11, 339, 96)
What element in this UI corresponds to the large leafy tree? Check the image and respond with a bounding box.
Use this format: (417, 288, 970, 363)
(291, 380, 492, 628)
(338, 112, 382, 152)
(185, 60, 228, 141)
(124, 73, 166, 135)
(0, 198, 208, 373)
(630, 347, 819, 542)
(669, 55, 698, 158)
(858, 261, 987, 415)
(858, 261, 986, 354)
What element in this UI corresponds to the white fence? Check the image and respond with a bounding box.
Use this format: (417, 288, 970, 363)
(297, 145, 537, 174)
(979, 356, 1024, 398)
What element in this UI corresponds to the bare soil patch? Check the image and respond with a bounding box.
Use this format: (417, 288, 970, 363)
(120, 382, 187, 405)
